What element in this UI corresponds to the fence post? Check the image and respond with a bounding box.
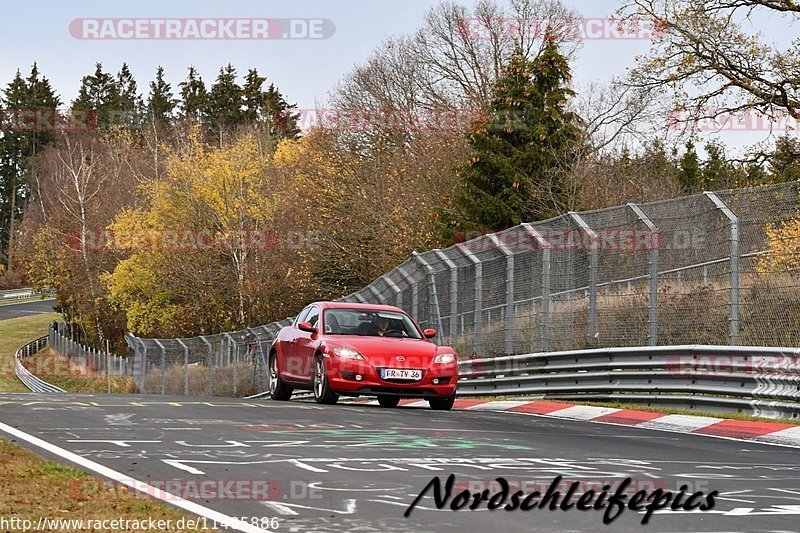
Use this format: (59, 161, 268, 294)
(382, 275, 403, 309)
(434, 249, 459, 346)
(412, 252, 444, 337)
(705, 191, 740, 344)
(570, 212, 599, 346)
(200, 336, 213, 396)
(396, 263, 418, 318)
(153, 340, 166, 395)
(488, 235, 514, 355)
(455, 243, 483, 356)
(522, 223, 551, 352)
(139, 339, 148, 392)
(628, 203, 660, 346)
(176, 339, 189, 396)
(225, 333, 237, 397)
(367, 285, 382, 304)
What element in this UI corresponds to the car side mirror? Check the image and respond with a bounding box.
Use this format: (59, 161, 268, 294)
(298, 321, 317, 333)
(424, 329, 437, 339)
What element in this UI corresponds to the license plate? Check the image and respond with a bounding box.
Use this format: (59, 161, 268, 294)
(381, 368, 423, 381)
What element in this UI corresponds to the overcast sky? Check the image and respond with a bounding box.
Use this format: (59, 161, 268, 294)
(2, 0, 795, 153)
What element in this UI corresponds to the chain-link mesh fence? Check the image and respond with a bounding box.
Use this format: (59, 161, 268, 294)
(127, 182, 800, 396)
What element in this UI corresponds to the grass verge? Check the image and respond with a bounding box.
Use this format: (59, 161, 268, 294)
(0, 312, 61, 392)
(0, 440, 210, 531)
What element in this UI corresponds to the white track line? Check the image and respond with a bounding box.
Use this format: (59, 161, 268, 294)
(0, 420, 272, 533)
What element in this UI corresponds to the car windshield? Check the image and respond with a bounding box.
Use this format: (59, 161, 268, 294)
(323, 309, 422, 339)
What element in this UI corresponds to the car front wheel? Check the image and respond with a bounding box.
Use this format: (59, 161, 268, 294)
(429, 394, 455, 411)
(313, 355, 339, 405)
(269, 352, 293, 401)
(377, 395, 400, 408)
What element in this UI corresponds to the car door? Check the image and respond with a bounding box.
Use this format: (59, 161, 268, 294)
(281, 306, 311, 382)
(295, 305, 320, 382)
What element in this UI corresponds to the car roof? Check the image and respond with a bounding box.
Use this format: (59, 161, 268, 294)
(310, 301, 407, 313)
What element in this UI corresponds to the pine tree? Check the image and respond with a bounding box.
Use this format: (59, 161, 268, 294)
(178, 66, 208, 121)
(678, 141, 701, 194)
(73, 63, 121, 129)
(146, 66, 177, 126)
(769, 135, 800, 183)
(264, 83, 300, 139)
(242, 68, 267, 123)
(208, 64, 244, 133)
(444, 38, 581, 235)
(115, 63, 142, 126)
(702, 142, 730, 190)
(0, 64, 60, 266)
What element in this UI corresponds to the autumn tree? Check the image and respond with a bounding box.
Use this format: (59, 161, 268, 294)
(621, 0, 799, 124)
(104, 128, 282, 336)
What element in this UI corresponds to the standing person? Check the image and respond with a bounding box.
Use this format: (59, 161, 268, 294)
(50, 320, 59, 334)
(243, 331, 257, 365)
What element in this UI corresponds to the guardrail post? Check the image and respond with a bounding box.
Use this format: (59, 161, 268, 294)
(382, 275, 403, 309)
(200, 336, 213, 396)
(488, 235, 515, 355)
(628, 203, 660, 346)
(570, 212, 599, 345)
(705, 191, 740, 345)
(434, 249, 459, 345)
(412, 252, 445, 336)
(455, 243, 483, 356)
(522, 224, 551, 352)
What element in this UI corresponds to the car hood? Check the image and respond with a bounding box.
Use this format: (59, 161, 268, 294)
(326, 336, 438, 364)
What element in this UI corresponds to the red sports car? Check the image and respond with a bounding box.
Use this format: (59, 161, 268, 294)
(268, 302, 458, 410)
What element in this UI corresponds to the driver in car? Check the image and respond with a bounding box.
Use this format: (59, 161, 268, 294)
(375, 315, 389, 336)
(357, 314, 390, 336)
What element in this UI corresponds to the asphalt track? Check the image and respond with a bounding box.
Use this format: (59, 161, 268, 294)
(1, 393, 800, 532)
(0, 299, 56, 321)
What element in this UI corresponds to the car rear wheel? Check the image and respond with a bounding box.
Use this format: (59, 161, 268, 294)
(313, 356, 339, 405)
(269, 352, 293, 401)
(377, 395, 400, 408)
(429, 394, 455, 411)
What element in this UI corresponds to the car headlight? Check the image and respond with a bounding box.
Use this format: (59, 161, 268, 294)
(434, 353, 456, 364)
(332, 347, 365, 360)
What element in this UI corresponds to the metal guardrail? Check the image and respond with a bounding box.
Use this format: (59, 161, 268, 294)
(456, 345, 800, 419)
(14, 336, 66, 393)
(0, 287, 55, 301)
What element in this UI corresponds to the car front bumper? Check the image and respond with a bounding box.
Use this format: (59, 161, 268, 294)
(325, 355, 457, 399)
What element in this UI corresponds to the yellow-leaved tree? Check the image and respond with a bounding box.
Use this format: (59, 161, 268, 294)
(104, 127, 279, 337)
(759, 216, 800, 275)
